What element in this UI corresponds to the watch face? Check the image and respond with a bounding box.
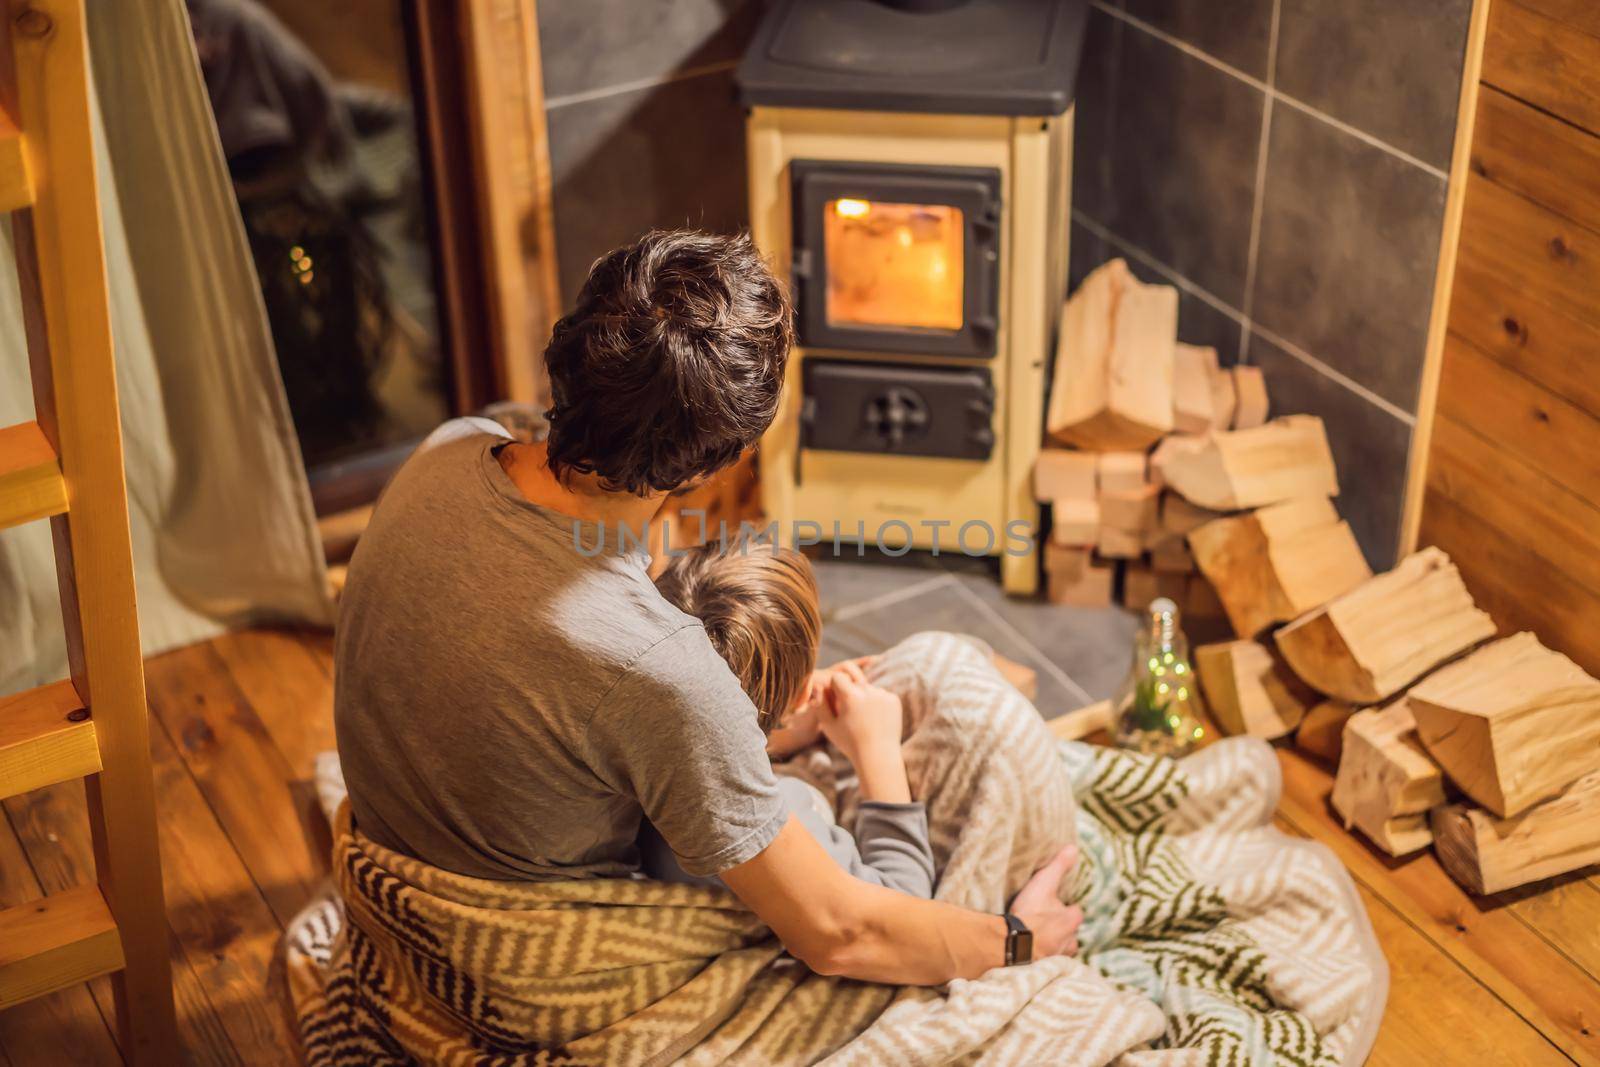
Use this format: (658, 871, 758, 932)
(1016, 929, 1034, 964)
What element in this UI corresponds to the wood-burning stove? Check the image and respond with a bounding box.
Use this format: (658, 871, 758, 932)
(738, 0, 1088, 595)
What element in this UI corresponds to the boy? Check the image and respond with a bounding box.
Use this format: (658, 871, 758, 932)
(642, 538, 935, 897)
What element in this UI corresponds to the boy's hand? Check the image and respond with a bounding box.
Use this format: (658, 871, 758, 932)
(822, 672, 912, 804)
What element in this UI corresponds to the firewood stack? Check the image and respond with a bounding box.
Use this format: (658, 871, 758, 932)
(1036, 258, 1600, 897)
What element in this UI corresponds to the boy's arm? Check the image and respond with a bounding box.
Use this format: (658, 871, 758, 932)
(778, 780, 935, 898)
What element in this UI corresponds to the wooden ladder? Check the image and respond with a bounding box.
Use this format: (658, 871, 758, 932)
(0, 0, 180, 1060)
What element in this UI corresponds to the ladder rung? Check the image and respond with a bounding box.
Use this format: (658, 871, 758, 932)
(0, 884, 123, 1009)
(0, 679, 99, 800)
(0, 110, 29, 212)
(0, 421, 68, 531)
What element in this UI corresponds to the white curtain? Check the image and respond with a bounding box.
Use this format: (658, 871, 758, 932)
(0, 0, 331, 695)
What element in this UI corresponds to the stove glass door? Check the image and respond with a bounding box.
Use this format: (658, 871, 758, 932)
(792, 161, 1001, 359)
(824, 199, 965, 332)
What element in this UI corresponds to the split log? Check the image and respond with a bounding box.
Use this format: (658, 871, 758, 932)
(1159, 493, 1222, 537)
(1211, 366, 1237, 431)
(1409, 632, 1600, 817)
(1149, 434, 1209, 490)
(1048, 555, 1115, 607)
(1096, 525, 1143, 560)
(1195, 639, 1317, 739)
(1275, 547, 1495, 703)
(1097, 451, 1148, 494)
(1331, 700, 1447, 856)
(1158, 415, 1338, 510)
(992, 653, 1039, 703)
(1173, 344, 1219, 435)
(1123, 566, 1187, 612)
(1295, 700, 1357, 764)
(1431, 770, 1600, 895)
(1100, 483, 1160, 534)
(1149, 536, 1195, 574)
(1034, 449, 1097, 502)
(1188, 497, 1371, 637)
(1046, 259, 1176, 450)
(1231, 365, 1268, 428)
(1044, 542, 1090, 581)
(1049, 499, 1099, 546)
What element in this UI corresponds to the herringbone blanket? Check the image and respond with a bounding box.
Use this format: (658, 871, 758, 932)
(286, 632, 1386, 1065)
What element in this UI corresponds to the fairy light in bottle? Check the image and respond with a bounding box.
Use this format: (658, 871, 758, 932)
(1113, 597, 1206, 757)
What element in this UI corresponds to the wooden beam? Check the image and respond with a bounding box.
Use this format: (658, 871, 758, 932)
(0, 680, 98, 800)
(0, 885, 122, 1010)
(0, 421, 67, 530)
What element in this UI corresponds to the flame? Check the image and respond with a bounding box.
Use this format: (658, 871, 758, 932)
(833, 198, 871, 219)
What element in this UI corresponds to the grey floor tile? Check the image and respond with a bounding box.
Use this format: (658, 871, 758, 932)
(1250, 105, 1446, 413)
(808, 550, 945, 619)
(1248, 334, 1413, 569)
(939, 567, 1141, 708)
(1275, 0, 1471, 171)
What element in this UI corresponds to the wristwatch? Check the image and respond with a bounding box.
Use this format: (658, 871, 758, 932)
(1002, 912, 1033, 966)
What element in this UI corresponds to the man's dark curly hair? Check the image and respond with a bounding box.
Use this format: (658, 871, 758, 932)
(542, 230, 793, 495)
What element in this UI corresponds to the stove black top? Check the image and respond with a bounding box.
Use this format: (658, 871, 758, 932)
(736, 0, 1088, 118)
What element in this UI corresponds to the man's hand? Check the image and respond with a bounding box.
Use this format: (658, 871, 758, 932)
(1009, 846, 1085, 959)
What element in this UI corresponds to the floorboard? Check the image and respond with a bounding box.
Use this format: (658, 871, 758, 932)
(0, 617, 1597, 1064)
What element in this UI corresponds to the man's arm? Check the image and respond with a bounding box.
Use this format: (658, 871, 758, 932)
(720, 817, 1082, 986)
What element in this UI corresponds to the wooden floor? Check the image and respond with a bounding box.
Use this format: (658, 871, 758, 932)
(1, 626, 1597, 1065)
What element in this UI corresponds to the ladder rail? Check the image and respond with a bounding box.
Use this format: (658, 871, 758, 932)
(1, 0, 179, 1058)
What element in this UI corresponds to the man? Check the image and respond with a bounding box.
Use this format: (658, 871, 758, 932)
(335, 229, 1081, 984)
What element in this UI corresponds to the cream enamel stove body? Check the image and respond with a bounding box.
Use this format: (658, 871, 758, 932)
(737, 0, 1087, 595)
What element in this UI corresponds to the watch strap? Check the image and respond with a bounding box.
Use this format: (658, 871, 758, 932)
(1002, 911, 1033, 966)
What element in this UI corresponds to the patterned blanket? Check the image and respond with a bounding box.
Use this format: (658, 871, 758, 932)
(286, 632, 1385, 1065)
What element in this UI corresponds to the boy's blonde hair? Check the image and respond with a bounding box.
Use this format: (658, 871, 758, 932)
(655, 537, 821, 734)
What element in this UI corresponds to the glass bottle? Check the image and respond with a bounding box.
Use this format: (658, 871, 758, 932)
(1114, 597, 1207, 757)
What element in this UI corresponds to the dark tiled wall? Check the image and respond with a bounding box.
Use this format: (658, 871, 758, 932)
(538, 0, 759, 299)
(1073, 0, 1472, 568)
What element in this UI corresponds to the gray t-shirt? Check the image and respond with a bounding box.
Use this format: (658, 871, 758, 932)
(334, 421, 787, 880)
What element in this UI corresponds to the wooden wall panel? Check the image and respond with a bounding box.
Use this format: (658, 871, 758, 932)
(1483, 0, 1600, 135)
(1417, 0, 1600, 679)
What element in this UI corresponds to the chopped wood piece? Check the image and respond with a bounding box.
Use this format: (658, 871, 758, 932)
(1231, 365, 1268, 428)
(1096, 525, 1143, 560)
(1100, 483, 1160, 533)
(1173, 344, 1219, 435)
(1149, 434, 1210, 490)
(1195, 639, 1317, 739)
(1275, 547, 1495, 703)
(1149, 536, 1195, 574)
(1122, 566, 1187, 611)
(1296, 700, 1357, 764)
(1033, 449, 1097, 502)
(1048, 700, 1113, 742)
(1210, 366, 1237, 432)
(1048, 556, 1115, 607)
(1160, 415, 1338, 510)
(1097, 451, 1148, 494)
(1159, 493, 1223, 536)
(1186, 574, 1225, 620)
(1188, 497, 1372, 637)
(1044, 542, 1090, 581)
(992, 653, 1039, 703)
(1431, 770, 1600, 895)
(1331, 700, 1447, 856)
(1049, 499, 1099, 546)
(1046, 260, 1176, 450)
(1410, 632, 1600, 818)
